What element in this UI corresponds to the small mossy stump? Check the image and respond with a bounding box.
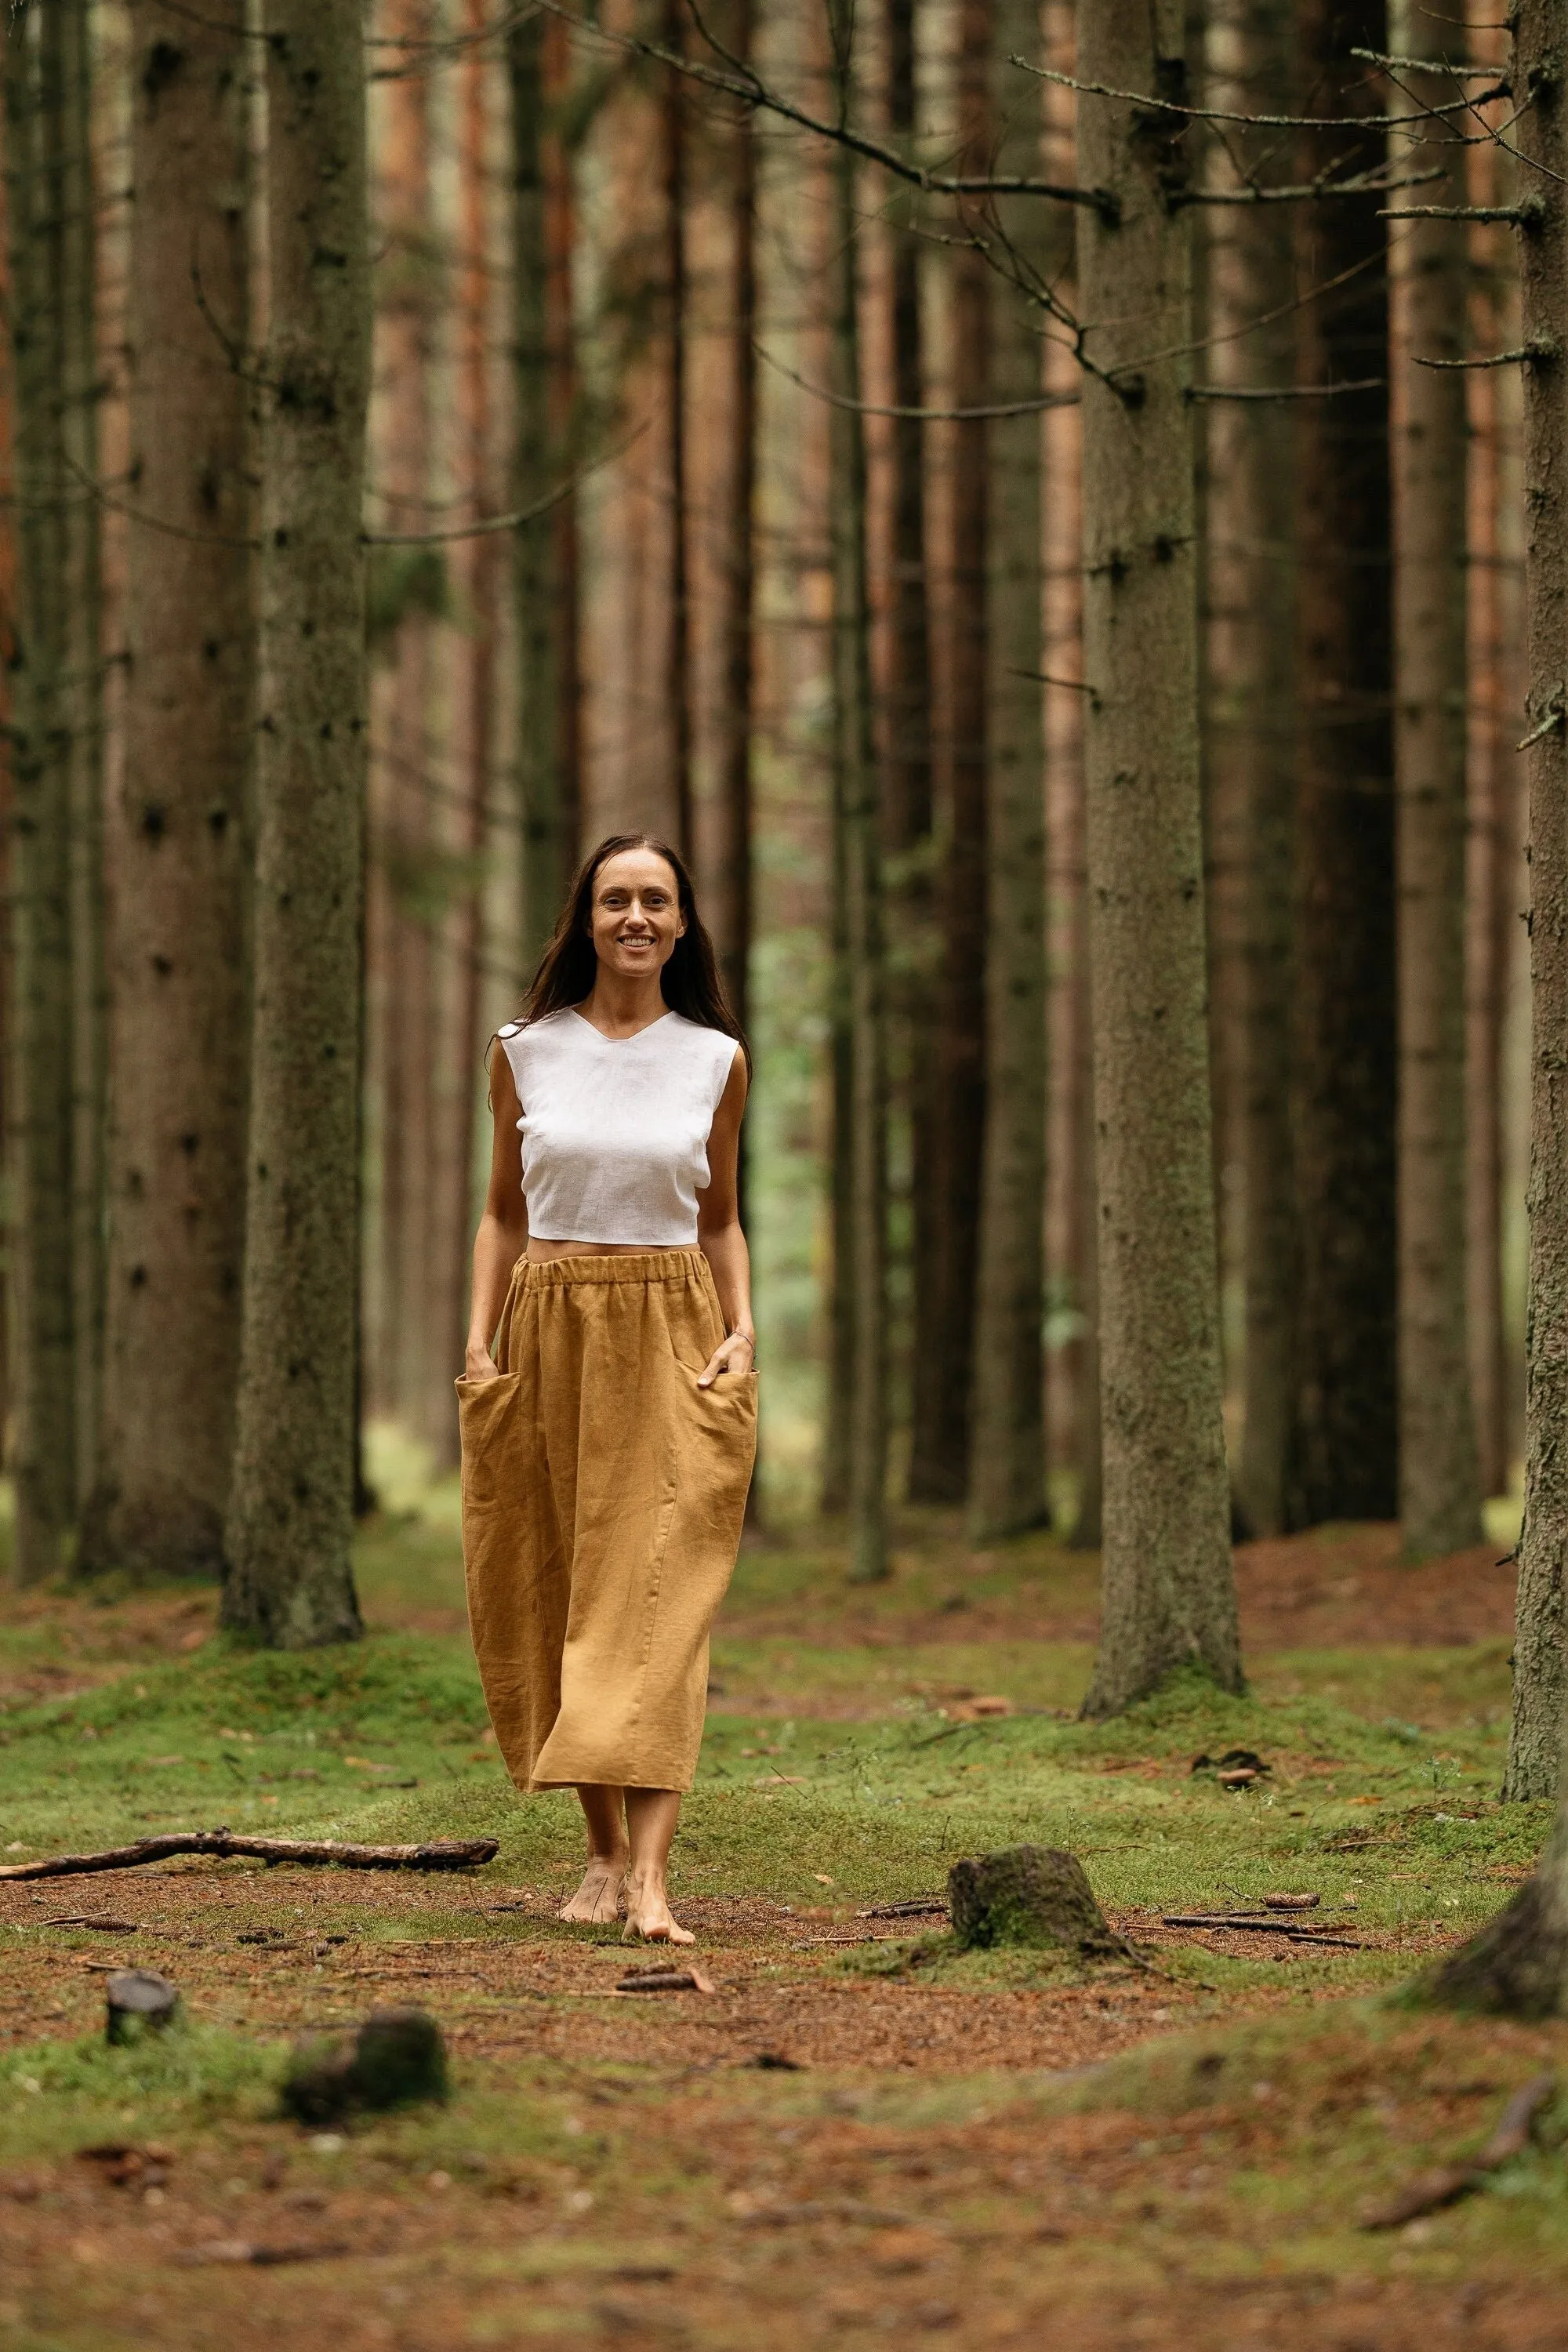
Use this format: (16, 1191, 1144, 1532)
(282, 2005, 449, 2125)
(948, 1846, 1128, 1955)
(106, 1969, 180, 2045)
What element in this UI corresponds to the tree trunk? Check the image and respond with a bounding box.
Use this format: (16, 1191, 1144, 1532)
(1074, 0, 1241, 1716)
(909, 0, 988, 1507)
(221, 0, 369, 1647)
(61, 0, 105, 1523)
(1390, 1, 1484, 1559)
(4, 1, 81, 1581)
(884, 0, 939, 1517)
(1203, 0, 1298, 1541)
(1288, 0, 1398, 1530)
(714, 0, 756, 1047)
(81, 0, 252, 1579)
(827, 9, 888, 1584)
(969, 0, 1048, 1541)
(1465, 0, 1522, 1505)
(511, 13, 579, 967)
(442, 0, 503, 1468)
(662, 0, 693, 859)
(1504, 0, 1568, 1802)
(1040, 0, 1098, 1545)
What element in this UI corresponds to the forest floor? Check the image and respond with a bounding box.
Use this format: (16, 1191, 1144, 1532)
(1, 1488, 1565, 2350)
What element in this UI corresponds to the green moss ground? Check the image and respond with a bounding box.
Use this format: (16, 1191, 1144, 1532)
(1, 1482, 1564, 2347)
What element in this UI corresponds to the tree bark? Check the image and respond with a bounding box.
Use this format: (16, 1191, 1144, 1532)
(61, 0, 105, 1523)
(511, 13, 579, 967)
(909, 0, 989, 1507)
(713, 0, 756, 1049)
(1074, 0, 1241, 1717)
(1203, 0, 1298, 1541)
(4, 1, 82, 1580)
(827, 8, 888, 1584)
(1288, 0, 1398, 1530)
(662, 0, 693, 859)
(883, 0, 939, 1516)
(1390, 0, 1484, 1559)
(1465, 0, 1523, 1506)
(220, 0, 369, 1647)
(969, 0, 1048, 1541)
(1040, 0, 1098, 1545)
(81, 0, 252, 1579)
(1504, 0, 1568, 1802)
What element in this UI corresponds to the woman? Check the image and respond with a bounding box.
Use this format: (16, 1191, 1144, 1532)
(458, 833, 757, 1946)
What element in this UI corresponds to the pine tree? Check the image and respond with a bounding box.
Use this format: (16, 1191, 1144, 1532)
(1289, 0, 1398, 1529)
(1503, 0, 1568, 1803)
(1391, 0, 1485, 1559)
(1074, 0, 1241, 1716)
(3, 0, 85, 1581)
(82, 0, 252, 1580)
(826, 2, 888, 1584)
(969, 0, 1050, 1541)
(221, 0, 371, 1647)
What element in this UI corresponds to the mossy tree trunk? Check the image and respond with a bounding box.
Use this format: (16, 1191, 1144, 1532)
(1074, 0, 1241, 1716)
(220, 0, 369, 1647)
(1504, 0, 1568, 1803)
(82, 0, 252, 1581)
(1391, 0, 1484, 1561)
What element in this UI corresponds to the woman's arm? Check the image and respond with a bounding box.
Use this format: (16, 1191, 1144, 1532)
(695, 1047, 754, 1387)
(463, 1039, 529, 1382)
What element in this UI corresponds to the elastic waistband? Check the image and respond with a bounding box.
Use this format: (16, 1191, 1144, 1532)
(515, 1248, 710, 1289)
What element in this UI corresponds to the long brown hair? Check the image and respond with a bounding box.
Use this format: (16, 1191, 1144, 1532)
(521, 833, 750, 1073)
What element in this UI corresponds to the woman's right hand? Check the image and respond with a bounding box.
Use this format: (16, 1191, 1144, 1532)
(463, 1345, 503, 1385)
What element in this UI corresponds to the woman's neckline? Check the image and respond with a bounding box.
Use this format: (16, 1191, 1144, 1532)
(566, 1005, 676, 1045)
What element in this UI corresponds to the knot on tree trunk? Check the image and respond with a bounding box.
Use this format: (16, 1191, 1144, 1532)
(947, 1846, 1129, 1956)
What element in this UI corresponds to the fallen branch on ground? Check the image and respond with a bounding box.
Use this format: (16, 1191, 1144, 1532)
(1360, 2073, 1557, 2229)
(0, 1831, 499, 1882)
(1161, 1913, 1361, 1947)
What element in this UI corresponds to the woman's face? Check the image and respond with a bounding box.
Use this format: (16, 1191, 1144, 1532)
(590, 848, 685, 983)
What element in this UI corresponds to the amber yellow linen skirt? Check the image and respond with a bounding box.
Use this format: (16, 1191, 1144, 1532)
(456, 1249, 757, 1794)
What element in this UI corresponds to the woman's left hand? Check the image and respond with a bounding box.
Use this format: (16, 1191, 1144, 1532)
(698, 1330, 756, 1388)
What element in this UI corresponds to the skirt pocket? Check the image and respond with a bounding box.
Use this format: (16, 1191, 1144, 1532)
(455, 1371, 523, 1510)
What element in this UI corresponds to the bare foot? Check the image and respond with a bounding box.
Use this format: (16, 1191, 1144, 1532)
(621, 1877, 695, 1945)
(557, 1854, 628, 1925)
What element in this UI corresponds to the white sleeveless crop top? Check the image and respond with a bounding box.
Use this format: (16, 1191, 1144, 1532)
(497, 1008, 740, 1247)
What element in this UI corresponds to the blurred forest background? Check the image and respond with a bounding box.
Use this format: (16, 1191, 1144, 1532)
(0, 0, 1543, 1671)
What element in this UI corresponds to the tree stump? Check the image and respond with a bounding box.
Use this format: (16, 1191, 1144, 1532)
(281, 2005, 448, 2125)
(106, 1969, 180, 2045)
(948, 1847, 1126, 1955)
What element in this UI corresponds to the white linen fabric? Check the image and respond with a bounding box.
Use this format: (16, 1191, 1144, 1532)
(497, 1007, 740, 1247)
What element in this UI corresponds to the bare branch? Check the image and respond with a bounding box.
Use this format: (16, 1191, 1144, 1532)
(1348, 47, 1503, 76)
(363, 423, 647, 544)
(756, 342, 1078, 421)
(1187, 377, 1385, 401)
(1414, 339, 1559, 370)
(1014, 55, 1507, 132)
(1380, 201, 1537, 220)
(539, 1, 1120, 217)
(1181, 166, 1445, 209)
